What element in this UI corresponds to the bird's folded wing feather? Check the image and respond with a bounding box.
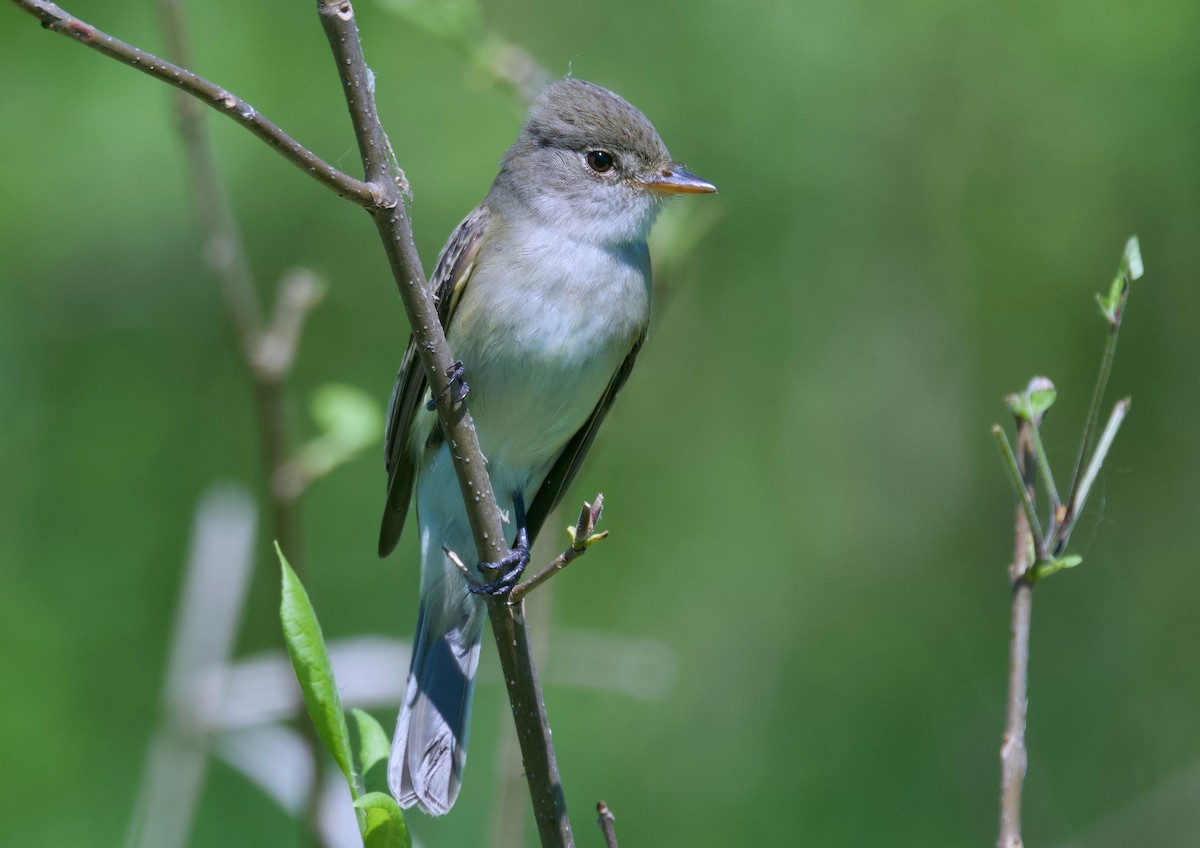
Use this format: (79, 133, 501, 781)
(378, 204, 491, 557)
(526, 333, 645, 542)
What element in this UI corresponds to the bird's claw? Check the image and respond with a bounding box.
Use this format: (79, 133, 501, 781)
(469, 489, 530, 597)
(426, 360, 470, 411)
(469, 543, 530, 596)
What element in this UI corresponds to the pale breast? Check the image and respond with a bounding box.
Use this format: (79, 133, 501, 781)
(445, 227, 651, 472)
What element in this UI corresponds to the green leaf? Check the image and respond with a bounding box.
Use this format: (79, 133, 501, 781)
(354, 792, 411, 848)
(1035, 554, 1083, 580)
(1005, 376, 1056, 422)
(352, 708, 392, 777)
(1097, 235, 1143, 323)
(296, 383, 384, 483)
(277, 544, 357, 795)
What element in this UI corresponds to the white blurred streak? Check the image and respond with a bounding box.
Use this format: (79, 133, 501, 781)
(318, 767, 362, 848)
(124, 484, 257, 848)
(189, 637, 411, 731)
(214, 724, 314, 815)
(180, 629, 674, 734)
(537, 628, 678, 699)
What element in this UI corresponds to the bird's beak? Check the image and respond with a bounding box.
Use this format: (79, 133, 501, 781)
(640, 167, 717, 195)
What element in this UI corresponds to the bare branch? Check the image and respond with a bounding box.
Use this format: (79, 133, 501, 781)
(10, 0, 375, 205)
(596, 802, 619, 848)
(254, 269, 328, 382)
(314, 2, 573, 843)
(998, 419, 1037, 848)
(511, 496, 608, 603)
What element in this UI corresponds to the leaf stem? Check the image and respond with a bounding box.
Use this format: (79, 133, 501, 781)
(992, 425, 1047, 562)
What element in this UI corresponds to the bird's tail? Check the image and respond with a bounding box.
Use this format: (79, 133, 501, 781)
(389, 599, 485, 815)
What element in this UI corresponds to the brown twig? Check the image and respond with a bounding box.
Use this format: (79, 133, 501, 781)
(313, 2, 573, 844)
(596, 801, 619, 848)
(10, 0, 375, 205)
(511, 496, 607, 603)
(998, 419, 1036, 848)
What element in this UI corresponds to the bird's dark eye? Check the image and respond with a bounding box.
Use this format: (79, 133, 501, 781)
(586, 150, 615, 173)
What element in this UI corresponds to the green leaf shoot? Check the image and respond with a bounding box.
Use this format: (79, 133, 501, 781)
(352, 708, 392, 778)
(277, 543, 358, 796)
(1035, 554, 1083, 580)
(354, 792, 412, 848)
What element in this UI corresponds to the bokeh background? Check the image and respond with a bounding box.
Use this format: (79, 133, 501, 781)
(3, 0, 1199, 845)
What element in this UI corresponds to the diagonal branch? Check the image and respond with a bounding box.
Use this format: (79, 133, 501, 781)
(314, 2, 573, 844)
(10, 0, 375, 205)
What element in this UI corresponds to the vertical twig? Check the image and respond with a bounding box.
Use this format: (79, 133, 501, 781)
(998, 420, 1037, 848)
(151, 0, 325, 840)
(314, 2, 573, 844)
(596, 802, 619, 848)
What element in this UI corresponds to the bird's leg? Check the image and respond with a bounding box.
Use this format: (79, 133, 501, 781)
(470, 490, 530, 596)
(426, 360, 470, 411)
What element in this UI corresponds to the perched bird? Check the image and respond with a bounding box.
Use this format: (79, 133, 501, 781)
(380, 78, 715, 815)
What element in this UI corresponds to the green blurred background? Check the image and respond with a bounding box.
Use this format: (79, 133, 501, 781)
(3, 0, 1199, 845)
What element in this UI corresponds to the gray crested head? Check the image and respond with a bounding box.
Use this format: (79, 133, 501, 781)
(489, 79, 715, 245)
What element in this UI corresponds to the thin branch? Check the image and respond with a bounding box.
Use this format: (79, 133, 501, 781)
(1055, 398, 1130, 550)
(992, 426, 1047, 563)
(314, 2, 573, 844)
(998, 419, 1037, 848)
(596, 802, 619, 848)
(511, 496, 607, 603)
(254, 269, 327, 382)
(1063, 313, 1123, 522)
(10, 0, 375, 205)
(1027, 423, 1061, 520)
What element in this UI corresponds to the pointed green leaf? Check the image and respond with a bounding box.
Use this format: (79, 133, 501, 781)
(354, 792, 411, 848)
(277, 544, 357, 793)
(1098, 236, 1143, 323)
(352, 708, 392, 776)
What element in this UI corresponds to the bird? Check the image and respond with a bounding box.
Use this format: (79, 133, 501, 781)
(380, 77, 715, 815)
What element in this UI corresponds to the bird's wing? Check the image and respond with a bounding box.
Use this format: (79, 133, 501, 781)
(378, 204, 492, 557)
(526, 332, 645, 542)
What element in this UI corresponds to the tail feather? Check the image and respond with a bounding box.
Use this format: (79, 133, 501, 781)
(389, 602, 484, 815)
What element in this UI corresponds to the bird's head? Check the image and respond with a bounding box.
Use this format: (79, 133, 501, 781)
(493, 78, 716, 245)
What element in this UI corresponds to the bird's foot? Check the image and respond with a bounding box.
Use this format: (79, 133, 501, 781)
(470, 490, 530, 597)
(426, 360, 470, 411)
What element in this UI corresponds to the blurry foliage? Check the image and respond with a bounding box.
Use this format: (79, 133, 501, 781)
(2, 0, 1200, 846)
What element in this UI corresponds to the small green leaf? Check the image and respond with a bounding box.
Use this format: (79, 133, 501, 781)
(277, 544, 357, 795)
(1005, 376, 1056, 422)
(352, 708, 392, 777)
(296, 383, 384, 482)
(1097, 236, 1143, 323)
(354, 792, 411, 848)
(1035, 554, 1083, 580)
